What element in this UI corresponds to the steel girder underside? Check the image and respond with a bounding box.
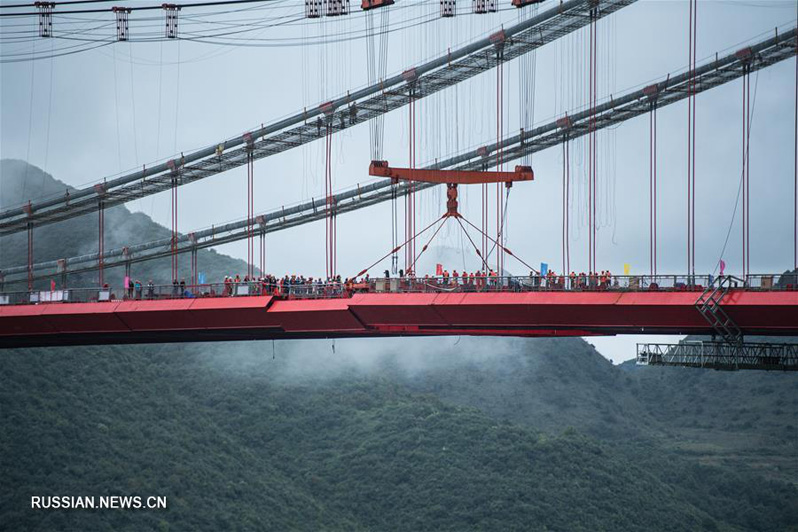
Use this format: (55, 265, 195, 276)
(2, 290, 797, 348)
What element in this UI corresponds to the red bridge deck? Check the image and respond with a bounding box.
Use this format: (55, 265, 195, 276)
(2, 290, 797, 348)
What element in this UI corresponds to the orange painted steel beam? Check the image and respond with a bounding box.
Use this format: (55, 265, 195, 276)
(369, 160, 534, 185)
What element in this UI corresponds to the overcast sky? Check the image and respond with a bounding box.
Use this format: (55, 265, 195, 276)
(1, 0, 797, 361)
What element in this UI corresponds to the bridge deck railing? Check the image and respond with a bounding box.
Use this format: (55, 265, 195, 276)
(1, 273, 796, 307)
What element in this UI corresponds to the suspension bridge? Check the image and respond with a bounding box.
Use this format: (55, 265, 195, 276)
(1, 0, 797, 370)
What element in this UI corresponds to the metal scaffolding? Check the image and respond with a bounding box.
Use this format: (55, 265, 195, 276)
(0, 0, 636, 237)
(2, 26, 796, 285)
(637, 342, 798, 371)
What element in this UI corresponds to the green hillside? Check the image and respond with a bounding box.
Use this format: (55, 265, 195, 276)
(3, 342, 797, 531)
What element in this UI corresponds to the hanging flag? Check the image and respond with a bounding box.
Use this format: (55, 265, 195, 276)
(436, 264, 443, 276)
(719, 260, 726, 276)
(198, 272, 206, 285)
(623, 263, 630, 275)
(540, 263, 548, 277)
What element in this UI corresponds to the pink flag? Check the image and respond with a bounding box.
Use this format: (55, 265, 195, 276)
(435, 264, 443, 276)
(719, 259, 726, 276)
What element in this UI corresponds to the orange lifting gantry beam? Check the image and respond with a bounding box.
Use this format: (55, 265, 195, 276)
(368, 160, 534, 185)
(369, 160, 533, 218)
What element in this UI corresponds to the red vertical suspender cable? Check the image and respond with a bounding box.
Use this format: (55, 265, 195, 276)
(482, 184, 487, 268)
(563, 140, 567, 275)
(27, 222, 33, 291)
(653, 104, 658, 277)
(496, 50, 504, 274)
(406, 91, 416, 273)
(171, 174, 178, 282)
(247, 151, 254, 280)
(325, 125, 330, 280)
(325, 123, 336, 279)
(411, 94, 415, 272)
(742, 63, 751, 278)
(687, 0, 693, 276)
(191, 248, 197, 286)
(562, 138, 571, 276)
(260, 230, 266, 277)
(98, 200, 104, 286)
(649, 105, 653, 277)
(742, 67, 747, 277)
(587, 7, 597, 274)
(649, 100, 658, 278)
(795, 25, 797, 270)
(740, 65, 754, 278)
(691, 0, 697, 276)
(566, 139, 571, 276)
(588, 18, 593, 275)
(592, 10, 597, 273)
(687, 0, 697, 276)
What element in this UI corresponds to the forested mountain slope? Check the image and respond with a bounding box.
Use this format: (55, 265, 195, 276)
(3, 342, 797, 531)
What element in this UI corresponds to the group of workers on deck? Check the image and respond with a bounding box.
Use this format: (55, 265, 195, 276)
(535, 270, 617, 290)
(116, 267, 618, 301)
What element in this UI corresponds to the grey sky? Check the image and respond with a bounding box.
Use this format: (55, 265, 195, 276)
(2, 0, 797, 361)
